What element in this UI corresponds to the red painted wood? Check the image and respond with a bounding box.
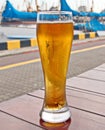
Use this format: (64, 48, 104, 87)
(29, 89, 105, 116)
(79, 69, 105, 81)
(0, 112, 43, 130)
(0, 93, 105, 130)
(66, 77, 105, 94)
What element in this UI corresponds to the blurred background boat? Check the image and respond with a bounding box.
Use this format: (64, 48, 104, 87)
(1, 0, 37, 25)
(1, 0, 105, 31)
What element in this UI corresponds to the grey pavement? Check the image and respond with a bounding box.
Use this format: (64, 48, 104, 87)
(0, 62, 44, 102)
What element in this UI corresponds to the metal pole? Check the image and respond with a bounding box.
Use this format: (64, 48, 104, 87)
(35, 0, 38, 11)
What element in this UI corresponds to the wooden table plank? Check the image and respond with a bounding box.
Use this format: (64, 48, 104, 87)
(29, 88, 105, 104)
(96, 64, 105, 68)
(66, 77, 105, 95)
(0, 95, 42, 125)
(0, 94, 105, 130)
(94, 67, 105, 72)
(69, 108, 105, 130)
(29, 89, 105, 117)
(67, 89, 105, 116)
(78, 69, 105, 81)
(66, 88, 105, 104)
(0, 112, 43, 130)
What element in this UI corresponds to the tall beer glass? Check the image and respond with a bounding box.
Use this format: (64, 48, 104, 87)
(36, 11, 73, 123)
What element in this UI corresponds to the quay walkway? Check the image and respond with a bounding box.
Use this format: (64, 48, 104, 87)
(0, 25, 98, 51)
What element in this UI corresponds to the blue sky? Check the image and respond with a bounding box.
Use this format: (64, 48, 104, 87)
(0, 0, 105, 12)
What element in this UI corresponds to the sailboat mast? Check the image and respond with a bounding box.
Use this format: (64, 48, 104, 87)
(35, 0, 38, 11)
(59, 0, 61, 10)
(91, 0, 94, 12)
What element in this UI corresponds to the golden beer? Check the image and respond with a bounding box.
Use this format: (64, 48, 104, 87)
(37, 23, 73, 108)
(37, 11, 73, 123)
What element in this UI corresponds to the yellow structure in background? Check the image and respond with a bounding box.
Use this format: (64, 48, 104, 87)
(7, 40, 20, 50)
(30, 38, 37, 46)
(79, 33, 85, 40)
(90, 32, 96, 38)
(0, 32, 98, 51)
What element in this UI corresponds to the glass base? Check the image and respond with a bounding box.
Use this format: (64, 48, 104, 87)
(40, 107, 71, 123)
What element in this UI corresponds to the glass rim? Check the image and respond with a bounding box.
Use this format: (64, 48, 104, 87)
(37, 11, 73, 23)
(37, 11, 72, 15)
